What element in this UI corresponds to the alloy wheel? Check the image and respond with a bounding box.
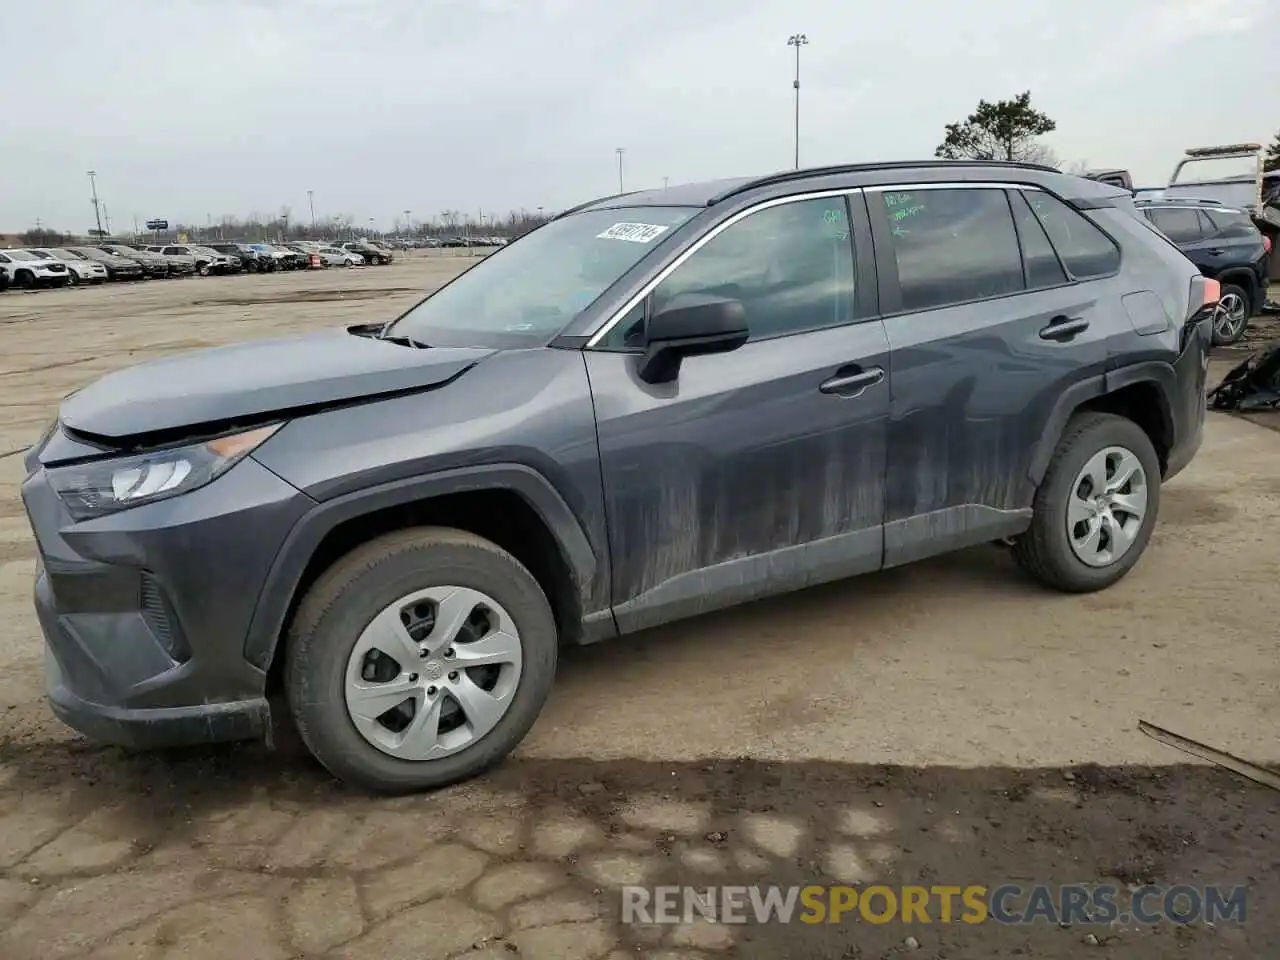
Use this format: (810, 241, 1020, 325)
(1213, 292, 1248, 342)
(344, 586, 523, 760)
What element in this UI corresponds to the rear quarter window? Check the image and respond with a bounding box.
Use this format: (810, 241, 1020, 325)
(1023, 191, 1121, 279)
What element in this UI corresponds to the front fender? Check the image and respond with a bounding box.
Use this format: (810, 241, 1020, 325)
(240, 463, 599, 672)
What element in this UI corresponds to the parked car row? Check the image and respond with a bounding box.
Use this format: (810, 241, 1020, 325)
(0, 237, 398, 291)
(417, 235, 509, 248)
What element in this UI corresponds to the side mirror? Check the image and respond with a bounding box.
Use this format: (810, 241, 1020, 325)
(637, 294, 749, 384)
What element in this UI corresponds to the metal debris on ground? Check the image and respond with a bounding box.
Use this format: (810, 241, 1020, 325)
(1138, 720, 1280, 792)
(1208, 342, 1280, 410)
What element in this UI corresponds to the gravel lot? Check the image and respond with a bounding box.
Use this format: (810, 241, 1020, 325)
(0, 256, 1276, 958)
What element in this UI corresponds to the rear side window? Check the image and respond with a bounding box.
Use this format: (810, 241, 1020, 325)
(1147, 207, 1204, 244)
(880, 188, 1024, 312)
(1203, 209, 1258, 239)
(1009, 191, 1068, 289)
(1023, 191, 1121, 278)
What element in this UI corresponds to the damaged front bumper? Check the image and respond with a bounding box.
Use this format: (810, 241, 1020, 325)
(21, 429, 312, 749)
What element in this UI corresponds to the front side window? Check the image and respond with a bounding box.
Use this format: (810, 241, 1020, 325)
(600, 196, 857, 348)
(1025, 191, 1121, 277)
(387, 205, 698, 348)
(1147, 207, 1204, 244)
(880, 188, 1024, 312)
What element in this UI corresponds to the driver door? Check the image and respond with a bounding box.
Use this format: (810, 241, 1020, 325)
(584, 192, 891, 633)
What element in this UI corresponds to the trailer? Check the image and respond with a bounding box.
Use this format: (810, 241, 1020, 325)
(1085, 144, 1280, 280)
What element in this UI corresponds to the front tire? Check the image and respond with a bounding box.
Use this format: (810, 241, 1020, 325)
(285, 527, 558, 794)
(1013, 412, 1161, 593)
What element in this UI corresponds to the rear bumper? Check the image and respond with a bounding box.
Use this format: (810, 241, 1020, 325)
(1165, 315, 1212, 481)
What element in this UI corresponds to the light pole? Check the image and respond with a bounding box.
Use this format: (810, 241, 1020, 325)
(87, 170, 104, 237)
(787, 33, 809, 169)
(662, 176, 669, 191)
(616, 147, 626, 193)
(307, 190, 315, 232)
(404, 209, 411, 236)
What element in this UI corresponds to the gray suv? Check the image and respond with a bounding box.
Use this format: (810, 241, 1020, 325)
(22, 161, 1214, 793)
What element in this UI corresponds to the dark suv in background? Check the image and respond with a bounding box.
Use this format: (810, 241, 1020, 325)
(23, 161, 1214, 794)
(1135, 197, 1270, 345)
(208, 242, 276, 272)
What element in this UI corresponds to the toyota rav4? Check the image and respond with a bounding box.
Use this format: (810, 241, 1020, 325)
(22, 161, 1215, 793)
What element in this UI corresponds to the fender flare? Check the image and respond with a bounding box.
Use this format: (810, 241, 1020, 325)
(1027, 362, 1177, 487)
(241, 463, 598, 672)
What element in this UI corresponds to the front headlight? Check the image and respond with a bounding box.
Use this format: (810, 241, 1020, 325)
(47, 424, 281, 520)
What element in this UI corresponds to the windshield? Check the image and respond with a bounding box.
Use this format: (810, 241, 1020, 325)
(9, 250, 39, 261)
(387, 205, 697, 347)
(50, 248, 83, 259)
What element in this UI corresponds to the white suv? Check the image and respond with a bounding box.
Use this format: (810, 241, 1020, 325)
(0, 250, 72, 288)
(30, 248, 109, 285)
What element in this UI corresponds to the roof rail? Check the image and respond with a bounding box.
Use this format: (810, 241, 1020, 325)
(1134, 196, 1233, 206)
(708, 159, 1061, 205)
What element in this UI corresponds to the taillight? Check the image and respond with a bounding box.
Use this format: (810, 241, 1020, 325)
(1264, 235, 1273, 255)
(1201, 277, 1221, 310)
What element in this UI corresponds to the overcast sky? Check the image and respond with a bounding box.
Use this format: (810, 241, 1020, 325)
(2, 0, 1276, 232)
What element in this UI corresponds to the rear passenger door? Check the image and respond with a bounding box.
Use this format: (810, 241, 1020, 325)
(867, 183, 1120, 567)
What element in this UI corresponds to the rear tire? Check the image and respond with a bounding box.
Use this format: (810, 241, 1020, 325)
(285, 527, 558, 794)
(1013, 412, 1161, 593)
(1211, 283, 1251, 346)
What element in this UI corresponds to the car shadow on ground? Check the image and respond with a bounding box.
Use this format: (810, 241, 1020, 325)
(1, 736, 1276, 958)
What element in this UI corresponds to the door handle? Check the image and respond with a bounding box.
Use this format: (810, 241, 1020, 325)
(1207, 249, 1225, 256)
(819, 366, 884, 398)
(1038, 316, 1090, 342)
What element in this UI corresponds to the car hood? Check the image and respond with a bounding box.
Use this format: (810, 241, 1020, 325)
(59, 326, 494, 441)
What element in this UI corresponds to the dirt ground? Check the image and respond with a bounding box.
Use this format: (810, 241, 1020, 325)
(0, 258, 1277, 959)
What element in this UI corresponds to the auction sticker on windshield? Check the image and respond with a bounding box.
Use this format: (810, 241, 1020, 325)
(597, 222, 670, 243)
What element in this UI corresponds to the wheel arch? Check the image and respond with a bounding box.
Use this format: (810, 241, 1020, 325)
(245, 464, 600, 689)
(1213, 268, 1259, 311)
(1029, 365, 1176, 488)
